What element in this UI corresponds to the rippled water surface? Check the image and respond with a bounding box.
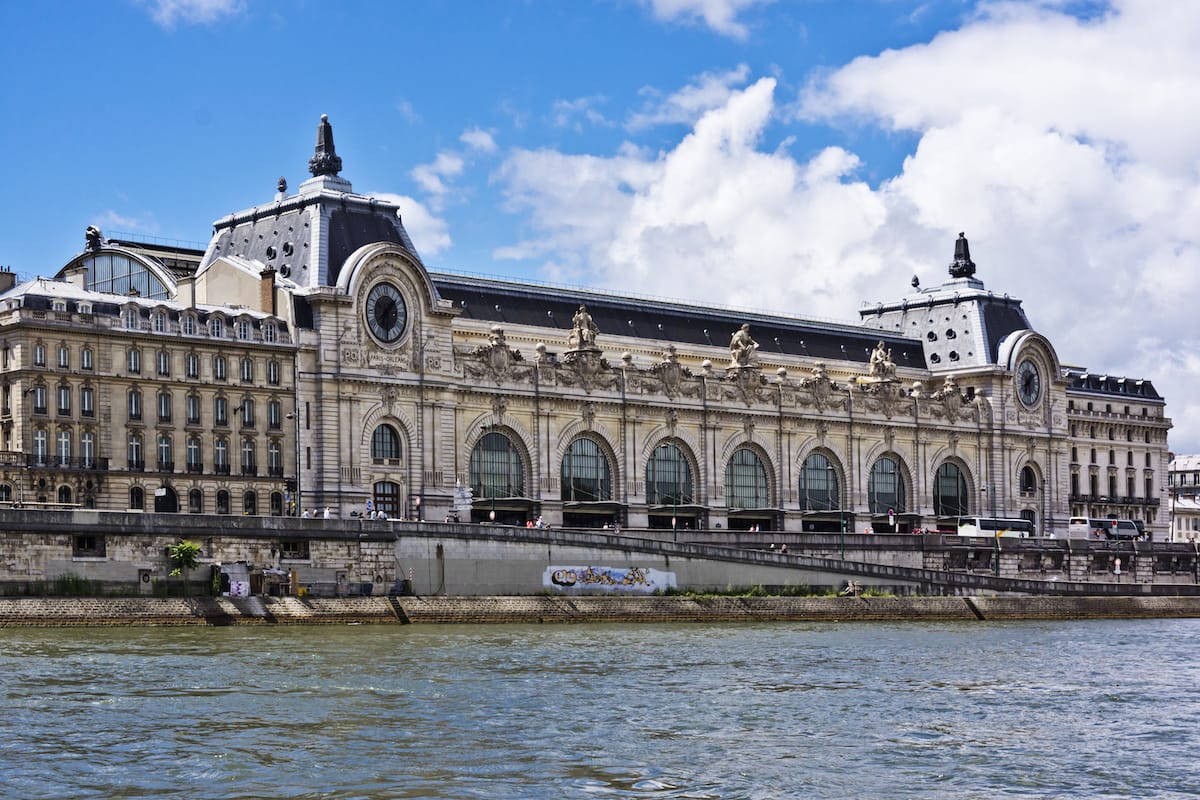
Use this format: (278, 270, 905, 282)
(2, 619, 1199, 799)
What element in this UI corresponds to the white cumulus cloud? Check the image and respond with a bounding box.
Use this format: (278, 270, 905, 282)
(492, 2, 1200, 451)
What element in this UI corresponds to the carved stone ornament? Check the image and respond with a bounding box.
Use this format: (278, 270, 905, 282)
(729, 324, 760, 368)
(799, 362, 846, 411)
(649, 345, 699, 399)
(665, 408, 678, 434)
(381, 385, 399, 414)
(567, 305, 600, 352)
(724, 365, 770, 405)
(560, 349, 618, 392)
(742, 415, 756, 439)
(924, 375, 971, 421)
(860, 380, 909, 419)
(491, 395, 508, 419)
(582, 401, 597, 430)
(463, 326, 529, 383)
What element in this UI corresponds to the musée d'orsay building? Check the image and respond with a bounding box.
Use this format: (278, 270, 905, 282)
(0, 117, 1173, 537)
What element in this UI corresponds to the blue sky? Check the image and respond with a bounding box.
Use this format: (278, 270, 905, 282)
(4, 0, 1199, 454)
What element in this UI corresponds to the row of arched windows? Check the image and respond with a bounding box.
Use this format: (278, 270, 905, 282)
(457, 428, 996, 514)
(363, 421, 1033, 516)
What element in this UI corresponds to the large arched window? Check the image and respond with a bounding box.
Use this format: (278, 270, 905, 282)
(799, 452, 839, 511)
(933, 462, 968, 517)
(868, 456, 906, 513)
(79, 252, 171, 300)
(57, 485, 72, 505)
(471, 430, 525, 499)
(561, 437, 612, 502)
(371, 424, 402, 465)
(646, 442, 693, 506)
(726, 448, 770, 509)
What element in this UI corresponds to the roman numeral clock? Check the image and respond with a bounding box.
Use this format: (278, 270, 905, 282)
(365, 281, 407, 344)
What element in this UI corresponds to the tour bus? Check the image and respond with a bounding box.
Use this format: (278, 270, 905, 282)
(1067, 517, 1140, 540)
(955, 516, 1037, 538)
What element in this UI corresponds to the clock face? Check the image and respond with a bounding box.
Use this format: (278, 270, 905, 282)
(1017, 359, 1041, 406)
(365, 282, 406, 343)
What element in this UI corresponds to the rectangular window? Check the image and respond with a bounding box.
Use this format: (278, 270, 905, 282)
(157, 392, 172, 422)
(186, 394, 200, 425)
(81, 348, 93, 370)
(241, 358, 254, 383)
(241, 399, 254, 428)
(128, 435, 144, 471)
(128, 349, 140, 374)
(81, 432, 95, 469)
(81, 387, 94, 417)
(280, 540, 310, 560)
(57, 385, 70, 415)
(73, 535, 105, 558)
(32, 385, 47, 414)
(34, 344, 46, 367)
(157, 351, 170, 376)
(214, 397, 228, 426)
(186, 353, 199, 379)
(128, 390, 142, 421)
(57, 346, 69, 369)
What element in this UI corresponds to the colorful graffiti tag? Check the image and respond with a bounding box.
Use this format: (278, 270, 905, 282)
(543, 565, 676, 594)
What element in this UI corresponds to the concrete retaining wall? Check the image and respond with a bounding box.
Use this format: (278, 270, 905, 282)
(3, 595, 1200, 627)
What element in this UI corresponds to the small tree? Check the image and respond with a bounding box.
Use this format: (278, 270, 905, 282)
(168, 540, 202, 595)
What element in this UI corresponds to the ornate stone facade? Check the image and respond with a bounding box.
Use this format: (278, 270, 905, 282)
(0, 117, 1173, 538)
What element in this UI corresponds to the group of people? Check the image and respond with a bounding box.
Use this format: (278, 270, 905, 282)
(300, 507, 333, 519)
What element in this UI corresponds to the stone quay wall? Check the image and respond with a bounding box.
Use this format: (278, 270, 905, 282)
(2, 595, 1200, 627)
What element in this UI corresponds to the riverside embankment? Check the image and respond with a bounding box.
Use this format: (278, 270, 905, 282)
(3, 594, 1200, 627)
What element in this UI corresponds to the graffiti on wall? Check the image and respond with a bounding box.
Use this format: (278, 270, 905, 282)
(543, 565, 676, 594)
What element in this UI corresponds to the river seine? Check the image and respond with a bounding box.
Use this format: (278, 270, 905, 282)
(2, 619, 1197, 799)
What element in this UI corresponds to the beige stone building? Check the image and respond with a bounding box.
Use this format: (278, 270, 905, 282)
(0, 117, 1173, 538)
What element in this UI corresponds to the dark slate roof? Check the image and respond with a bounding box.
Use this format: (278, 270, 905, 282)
(1064, 369, 1162, 401)
(206, 204, 314, 283)
(326, 207, 409, 286)
(430, 272, 927, 369)
(981, 300, 1031, 363)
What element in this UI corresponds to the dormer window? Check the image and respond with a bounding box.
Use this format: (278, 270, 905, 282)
(52, 301, 67, 313)
(182, 314, 196, 336)
(236, 319, 251, 341)
(263, 322, 277, 343)
(209, 317, 224, 338)
(123, 308, 138, 329)
(78, 303, 91, 315)
(152, 312, 167, 333)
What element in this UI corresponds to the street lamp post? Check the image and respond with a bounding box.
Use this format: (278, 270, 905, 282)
(285, 411, 301, 516)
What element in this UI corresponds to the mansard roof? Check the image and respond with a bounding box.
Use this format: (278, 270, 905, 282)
(431, 272, 927, 369)
(1064, 368, 1162, 401)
